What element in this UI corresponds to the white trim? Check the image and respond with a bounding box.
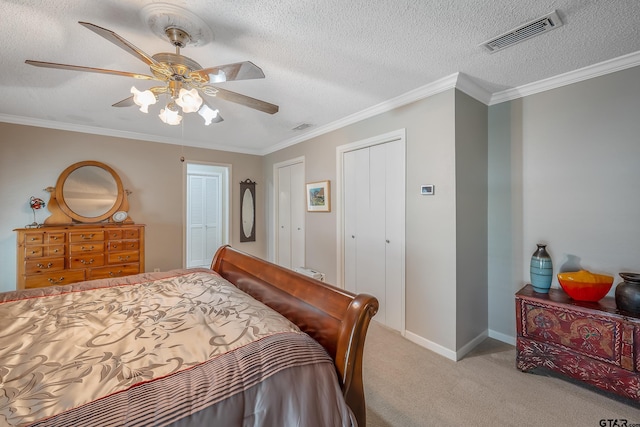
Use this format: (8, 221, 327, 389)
(490, 50, 640, 105)
(264, 74, 460, 155)
(488, 329, 516, 346)
(456, 330, 489, 360)
(336, 129, 406, 333)
(0, 114, 263, 155)
(271, 156, 305, 264)
(404, 330, 458, 361)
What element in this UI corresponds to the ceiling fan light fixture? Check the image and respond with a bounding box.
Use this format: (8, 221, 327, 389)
(159, 105, 182, 125)
(131, 86, 156, 113)
(198, 104, 220, 125)
(176, 88, 203, 113)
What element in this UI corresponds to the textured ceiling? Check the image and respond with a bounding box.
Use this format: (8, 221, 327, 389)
(2, 0, 639, 154)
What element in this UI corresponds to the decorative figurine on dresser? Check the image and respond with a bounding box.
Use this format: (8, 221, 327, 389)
(14, 161, 145, 290)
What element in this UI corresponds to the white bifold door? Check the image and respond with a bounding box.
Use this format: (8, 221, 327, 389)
(343, 140, 404, 331)
(276, 161, 305, 269)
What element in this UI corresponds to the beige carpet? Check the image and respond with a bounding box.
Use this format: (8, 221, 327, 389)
(363, 321, 640, 427)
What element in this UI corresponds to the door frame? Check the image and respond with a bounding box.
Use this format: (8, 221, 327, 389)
(182, 160, 232, 268)
(271, 156, 305, 265)
(335, 129, 406, 333)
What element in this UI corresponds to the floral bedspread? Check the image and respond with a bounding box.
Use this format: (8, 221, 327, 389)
(0, 270, 344, 426)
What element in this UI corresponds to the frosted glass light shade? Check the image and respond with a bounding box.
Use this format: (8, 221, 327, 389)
(176, 88, 203, 113)
(159, 106, 182, 125)
(130, 86, 156, 113)
(198, 104, 220, 125)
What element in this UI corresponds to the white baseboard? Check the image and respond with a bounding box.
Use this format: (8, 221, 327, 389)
(404, 329, 489, 361)
(488, 329, 516, 346)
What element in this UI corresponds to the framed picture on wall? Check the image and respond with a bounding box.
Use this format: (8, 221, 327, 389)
(306, 180, 331, 212)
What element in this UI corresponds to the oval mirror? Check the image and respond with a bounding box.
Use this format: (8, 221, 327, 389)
(240, 179, 256, 242)
(242, 188, 254, 238)
(55, 161, 124, 223)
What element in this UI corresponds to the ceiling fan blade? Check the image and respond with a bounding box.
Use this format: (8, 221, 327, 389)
(78, 22, 162, 68)
(202, 86, 279, 114)
(112, 96, 135, 107)
(190, 61, 265, 83)
(25, 60, 159, 80)
(112, 86, 168, 107)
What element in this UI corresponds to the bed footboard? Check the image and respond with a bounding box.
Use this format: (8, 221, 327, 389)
(211, 245, 378, 427)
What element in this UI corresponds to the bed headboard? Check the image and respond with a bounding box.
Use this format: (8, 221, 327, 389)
(211, 245, 378, 426)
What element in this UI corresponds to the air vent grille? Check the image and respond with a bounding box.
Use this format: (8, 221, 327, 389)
(482, 11, 563, 53)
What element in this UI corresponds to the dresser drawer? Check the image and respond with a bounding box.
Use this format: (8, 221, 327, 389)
(25, 258, 65, 274)
(106, 229, 123, 240)
(24, 246, 44, 258)
(69, 231, 105, 243)
(69, 254, 105, 269)
(107, 251, 139, 264)
(69, 242, 105, 254)
(47, 245, 65, 257)
(24, 233, 44, 245)
(25, 270, 86, 289)
(108, 240, 139, 251)
(47, 233, 66, 244)
(88, 264, 140, 280)
(122, 229, 139, 239)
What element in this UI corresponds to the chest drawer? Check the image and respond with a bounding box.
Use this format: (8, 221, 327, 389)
(107, 251, 139, 264)
(69, 231, 105, 243)
(25, 270, 86, 289)
(47, 233, 66, 244)
(25, 258, 65, 274)
(69, 254, 105, 269)
(521, 300, 620, 364)
(24, 246, 45, 258)
(24, 233, 44, 245)
(89, 264, 140, 280)
(108, 240, 139, 251)
(69, 242, 105, 254)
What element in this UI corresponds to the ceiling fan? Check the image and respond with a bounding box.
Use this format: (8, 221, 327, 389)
(25, 20, 279, 126)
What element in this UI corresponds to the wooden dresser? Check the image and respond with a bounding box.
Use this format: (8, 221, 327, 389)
(516, 284, 640, 402)
(15, 224, 145, 290)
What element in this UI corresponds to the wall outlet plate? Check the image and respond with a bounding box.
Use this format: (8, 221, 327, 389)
(420, 184, 434, 195)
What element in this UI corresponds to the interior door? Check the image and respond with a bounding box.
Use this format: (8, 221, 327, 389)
(186, 163, 229, 268)
(276, 161, 305, 269)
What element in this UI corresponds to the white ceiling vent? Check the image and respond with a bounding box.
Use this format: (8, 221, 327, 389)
(482, 10, 563, 53)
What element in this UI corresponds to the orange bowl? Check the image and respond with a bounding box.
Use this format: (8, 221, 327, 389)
(557, 270, 614, 302)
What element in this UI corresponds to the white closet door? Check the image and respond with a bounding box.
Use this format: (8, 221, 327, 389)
(368, 144, 388, 324)
(277, 166, 292, 268)
(343, 150, 358, 293)
(290, 162, 305, 269)
(187, 174, 222, 268)
(383, 140, 404, 331)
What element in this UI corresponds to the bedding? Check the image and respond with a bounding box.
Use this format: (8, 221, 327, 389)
(0, 269, 354, 427)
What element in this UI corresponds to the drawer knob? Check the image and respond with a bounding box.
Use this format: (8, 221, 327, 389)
(81, 246, 95, 251)
(118, 255, 131, 261)
(80, 258, 95, 265)
(36, 262, 54, 269)
(80, 234, 95, 239)
(109, 270, 123, 277)
(48, 277, 65, 284)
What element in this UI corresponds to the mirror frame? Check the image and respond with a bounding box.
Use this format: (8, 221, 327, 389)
(240, 179, 256, 242)
(47, 161, 126, 224)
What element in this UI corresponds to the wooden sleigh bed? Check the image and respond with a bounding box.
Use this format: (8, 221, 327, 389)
(0, 245, 378, 426)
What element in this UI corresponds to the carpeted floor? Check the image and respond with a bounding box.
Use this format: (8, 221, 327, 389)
(363, 321, 640, 427)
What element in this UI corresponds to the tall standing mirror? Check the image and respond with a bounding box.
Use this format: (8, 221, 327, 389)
(240, 179, 256, 242)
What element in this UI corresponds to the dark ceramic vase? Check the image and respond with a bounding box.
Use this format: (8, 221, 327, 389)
(616, 272, 640, 314)
(530, 244, 553, 293)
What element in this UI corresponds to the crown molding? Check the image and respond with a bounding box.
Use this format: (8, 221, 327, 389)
(0, 114, 260, 155)
(490, 50, 640, 105)
(262, 73, 461, 155)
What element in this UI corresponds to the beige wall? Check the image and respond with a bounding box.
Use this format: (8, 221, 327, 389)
(0, 123, 265, 292)
(263, 89, 488, 356)
(488, 65, 640, 342)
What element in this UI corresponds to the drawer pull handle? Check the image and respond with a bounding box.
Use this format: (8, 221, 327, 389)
(30, 250, 38, 254)
(80, 234, 95, 239)
(53, 249, 59, 253)
(48, 277, 64, 284)
(51, 236, 58, 241)
(37, 262, 53, 269)
(81, 246, 95, 251)
(30, 237, 38, 241)
(80, 258, 95, 265)
(118, 255, 131, 261)
(109, 270, 123, 277)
